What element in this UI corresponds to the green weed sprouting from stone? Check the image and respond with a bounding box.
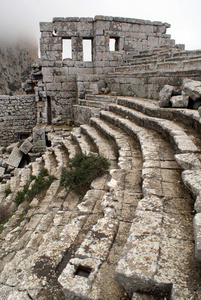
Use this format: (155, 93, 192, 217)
(60, 153, 110, 196)
(14, 168, 55, 206)
(4, 188, 12, 198)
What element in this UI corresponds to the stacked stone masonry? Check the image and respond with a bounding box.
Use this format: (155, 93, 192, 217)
(0, 95, 36, 144)
(1, 15, 201, 300)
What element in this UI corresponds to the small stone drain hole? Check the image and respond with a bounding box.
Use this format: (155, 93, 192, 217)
(74, 265, 92, 278)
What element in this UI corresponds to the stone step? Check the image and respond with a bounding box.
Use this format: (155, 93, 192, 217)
(115, 58, 201, 73)
(58, 120, 143, 299)
(90, 117, 136, 170)
(0, 161, 113, 298)
(94, 110, 200, 299)
(125, 48, 201, 65)
(70, 127, 97, 156)
(80, 124, 117, 164)
(116, 96, 201, 131)
(62, 137, 80, 159)
(79, 99, 108, 109)
(108, 103, 201, 154)
(42, 149, 58, 176)
(85, 94, 116, 102)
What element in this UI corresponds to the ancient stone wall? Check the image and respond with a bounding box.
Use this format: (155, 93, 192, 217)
(38, 16, 176, 122)
(40, 16, 173, 63)
(0, 95, 37, 145)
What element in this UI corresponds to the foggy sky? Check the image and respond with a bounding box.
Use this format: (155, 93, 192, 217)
(0, 0, 201, 50)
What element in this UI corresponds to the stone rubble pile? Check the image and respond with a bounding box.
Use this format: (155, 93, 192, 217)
(159, 78, 201, 112)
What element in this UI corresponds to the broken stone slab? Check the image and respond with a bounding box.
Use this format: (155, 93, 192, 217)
(170, 94, 189, 108)
(159, 85, 174, 107)
(174, 153, 201, 170)
(182, 169, 201, 198)
(182, 78, 201, 101)
(19, 139, 33, 155)
(193, 213, 201, 260)
(0, 167, 5, 177)
(58, 257, 102, 300)
(6, 142, 20, 154)
(7, 147, 23, 168)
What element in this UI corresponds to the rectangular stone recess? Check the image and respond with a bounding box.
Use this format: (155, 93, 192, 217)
(74, 265, 92, 278)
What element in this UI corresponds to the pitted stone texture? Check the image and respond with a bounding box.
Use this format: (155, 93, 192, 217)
(175, 153, 201, 170)
(159, 85, 174, 107)
(182, 78, 201, 101)
(19, 139, 33, 154)
(7, 147, 23, 168)
(170, 94, 189, 108)
(0, 167, 5, 177)
(182, 169, 201, 198)
(58, 257, 102, 300)
(76, 217, 118, 261)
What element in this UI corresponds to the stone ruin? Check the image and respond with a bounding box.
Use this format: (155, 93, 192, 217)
(1, 15, 201, 299)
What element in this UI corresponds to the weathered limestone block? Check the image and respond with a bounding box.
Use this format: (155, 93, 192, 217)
(193, 213, 201, 260)
(182, 169, 201, 198)
(114, 210, 166, 298)
(182, 78, 201, 101)
(58, 257, 101, 299)
(170, 94, 189, 108)
(174, 153, 201, 170)
(7, 147, 23, 168)
(19, 139, 33, 155)
(33, 126, 46, 152)
(194, 194, 201, 213)
(159, 85, 174, 107)
(0, 167, 5, 177)
(6, 142, 20, 154)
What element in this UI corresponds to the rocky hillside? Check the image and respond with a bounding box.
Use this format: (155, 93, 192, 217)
(0, 41, 38, 95)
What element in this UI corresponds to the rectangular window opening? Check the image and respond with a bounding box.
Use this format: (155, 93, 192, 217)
(83, 39, 92, 62)
(62, 38, 72, 60)
(110, 37, 120, 51)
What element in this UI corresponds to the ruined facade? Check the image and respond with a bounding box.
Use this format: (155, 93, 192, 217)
(1, 16, 201, 144)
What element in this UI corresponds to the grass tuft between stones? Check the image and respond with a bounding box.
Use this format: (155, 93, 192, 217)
(14, 168, 55, 206)
(60, 153, 110, 196)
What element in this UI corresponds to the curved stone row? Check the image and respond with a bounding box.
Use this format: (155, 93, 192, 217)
(58, 119, 143, 299)
(94, 109, 199, 299)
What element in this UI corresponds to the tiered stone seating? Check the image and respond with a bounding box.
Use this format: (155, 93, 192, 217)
(62, 94, 201, 299)
(1, 95, 201, 299)
(105, 48, 201, 99)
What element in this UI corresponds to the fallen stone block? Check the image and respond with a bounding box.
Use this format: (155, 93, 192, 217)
(0, 167, 5, 177)
(159, 85, 174, 107)
(7, 147, 23, 168)
(19, 139, 33, 154)
(170, 94, 189, 108)
(182, 78, 201, 101)
(6, 142, 20, 154)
